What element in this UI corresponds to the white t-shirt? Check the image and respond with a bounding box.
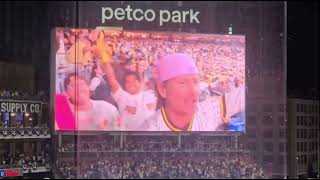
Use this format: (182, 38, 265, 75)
(111, 88, 157, 131)
(70, 100, 123, 131)
(89, 77, 102, 91)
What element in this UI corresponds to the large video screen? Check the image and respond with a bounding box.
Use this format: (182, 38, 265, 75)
(53, 28, 245, 132)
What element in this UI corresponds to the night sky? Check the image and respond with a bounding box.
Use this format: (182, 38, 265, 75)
(287, 1, 319, 97)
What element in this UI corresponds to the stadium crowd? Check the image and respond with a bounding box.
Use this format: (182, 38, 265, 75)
(54, 29, 251, 178)
(56, 28, 245, 96)
(57, 152, 266, 179)
(59, 135, 235, 152)
(56, 135, 268, 179)
(0, 150, 50, 170)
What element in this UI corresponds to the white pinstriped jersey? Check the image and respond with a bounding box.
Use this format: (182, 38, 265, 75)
(140, 85, 245, 131)
(142, 100, 223, 131)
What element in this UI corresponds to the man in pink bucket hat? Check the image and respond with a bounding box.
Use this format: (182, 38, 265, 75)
(141, 53, 224, 131)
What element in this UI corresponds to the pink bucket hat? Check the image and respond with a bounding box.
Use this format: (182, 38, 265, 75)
(156, 53, 198, 82)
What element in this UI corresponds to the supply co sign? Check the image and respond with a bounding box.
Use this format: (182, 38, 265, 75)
(0, 100, 42, 113)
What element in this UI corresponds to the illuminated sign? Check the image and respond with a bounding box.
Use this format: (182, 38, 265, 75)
(0, 168, 23, 177)
(101, 5, 200, 26)
(53, 28, 246, 132)
(0, 101, 42, 113)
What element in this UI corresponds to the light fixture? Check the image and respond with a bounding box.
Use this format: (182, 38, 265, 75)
(28, 130, 33, 136)
(36, 130, 40, 136)
(228, 24, 233, 35)
(2, 130, 8, 136)
(20, 129, 25, 136)
(11, 130, 16, 136)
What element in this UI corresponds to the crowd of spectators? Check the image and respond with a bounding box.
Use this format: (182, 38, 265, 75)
(0, 150, 51, 171)
(58, 135, 237, 152)
(58, 160, 76, 179)
(56, 28, 245, 96)
(56, 135, 269, 178)
(54, 28, 254, 179)
(57, 152, 267, 179)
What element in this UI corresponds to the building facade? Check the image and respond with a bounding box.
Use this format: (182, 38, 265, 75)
(288, 98, 319, 179)
(0, 1, 287, 178)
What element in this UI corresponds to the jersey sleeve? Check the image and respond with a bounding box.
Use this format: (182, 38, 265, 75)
(224, 85, 245, 119)
(111, 87, 127, 105)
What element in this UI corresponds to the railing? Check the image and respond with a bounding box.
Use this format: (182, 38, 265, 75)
(58, 149, 250, 153)
(0, 127, 50, 139)
(0, 163, 51, 174)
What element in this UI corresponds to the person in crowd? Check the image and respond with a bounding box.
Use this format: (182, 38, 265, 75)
(55, 73, 123, 131)
(142, 53, 223, 131)
(99, 50, 157, 131)
(56, 29, 245, 131)
(89, 63, 116, 106)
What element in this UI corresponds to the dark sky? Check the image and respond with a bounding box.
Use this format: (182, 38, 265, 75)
(287, 1, 319, 96)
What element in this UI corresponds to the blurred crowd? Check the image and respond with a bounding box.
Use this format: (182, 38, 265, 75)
(58, 160, 76, 179)
(56, 28, 245, 95)
(0, 150, 51, 170)
(56, 135, 269, 179)
(59, 136, 236, 152)
(58, 152, 266, 179)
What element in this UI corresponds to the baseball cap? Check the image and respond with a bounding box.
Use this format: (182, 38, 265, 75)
(156, 53, 198, 82)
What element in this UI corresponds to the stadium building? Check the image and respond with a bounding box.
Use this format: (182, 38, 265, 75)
(0, 1, 288, 179)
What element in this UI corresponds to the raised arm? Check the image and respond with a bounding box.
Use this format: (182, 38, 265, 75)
(95, 30, 121, 93)
(101, 62, 121, 93)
